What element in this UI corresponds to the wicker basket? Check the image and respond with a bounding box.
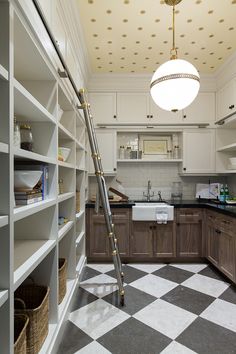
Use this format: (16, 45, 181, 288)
(14, 284, 50, 354)
(58, 258, 67, 304)
(14, 314, 29, 354)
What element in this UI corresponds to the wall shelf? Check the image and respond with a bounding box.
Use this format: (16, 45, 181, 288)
(14, 147, 57, 165)
(13, 198, 56, 222)
(0, 142, 9, 154)
(117, 159, 183, 163)
(76, 210, 84, 220)
(0, 290, 8, 308)
(76, 231, 85, 245)
(58, 123, 75, 141)
(58, 160, 75, 169)
(58, 278, 77, 320)
(14, 239, 56, 290)
(58, 221, 74, 241)
(0, 215, 8, 228)
(58, 192, 75, 203)
(76, 255, 86, 276)
(217, 143, 236, 152)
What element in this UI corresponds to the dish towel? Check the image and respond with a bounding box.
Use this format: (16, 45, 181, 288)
(156, 211, 168, 224)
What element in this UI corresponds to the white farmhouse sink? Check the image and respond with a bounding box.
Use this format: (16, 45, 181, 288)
(132, 203, 174, 221)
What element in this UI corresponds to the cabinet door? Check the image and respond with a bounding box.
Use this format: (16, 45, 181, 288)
(206, 223, 219, 266)
(117, 93, 149, 123)
(89, 213, 110, 258)
(88, 92, 117, 125)
(153, 222, 176, 257)
(183, 92, 215, 124)
(182, 129, 215, 174)
(217, 78, 236, 120)
(219, 229, 235, 281)
(130, 221, 153, 257)
(177, 223, 202, 257)
(149, 97, 183, 124)
(88, 129, 116, 174)
(112, 209, 130, 257)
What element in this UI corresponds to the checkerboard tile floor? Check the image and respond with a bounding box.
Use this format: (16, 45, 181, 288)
(56, 263, 236, 354)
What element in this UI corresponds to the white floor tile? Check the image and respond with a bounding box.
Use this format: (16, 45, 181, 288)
(69, 299, 130, 340)
(200, 298, 236, 333)
(80, 274, 118, 298)
(74, 341, 112, 354)
(160, 341, 197, 354)
(182, 274, 229, 297)
(87, 264, 114, 274)
(171, 263, 208, 273)
(134, 299, 197, 340)
(130, 274, 178, 298)
(128, 263, 166, 273)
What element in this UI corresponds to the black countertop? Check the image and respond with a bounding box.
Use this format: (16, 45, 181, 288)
(86, 199, 236, 218)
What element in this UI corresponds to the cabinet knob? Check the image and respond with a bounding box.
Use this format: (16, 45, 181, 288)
(150, 115, 153, 119)
(113, 115, 117, 119)
(176, 222, 180, 226)
(113, 168, 116, 171)
(183, 114, 187, 119)
(147, 115, 150, 118)
(149, 225, 153, 230)
(229, 105, 235, 110)
(183, 167, 186, 171)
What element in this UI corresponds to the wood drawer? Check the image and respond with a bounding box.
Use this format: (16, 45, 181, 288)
(219, 215, 236, 236)
(177, 209, 202, 224)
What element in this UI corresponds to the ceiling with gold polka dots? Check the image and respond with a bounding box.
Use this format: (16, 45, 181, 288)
(76, 0, 236, 74)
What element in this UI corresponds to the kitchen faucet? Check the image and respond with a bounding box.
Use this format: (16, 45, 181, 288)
(158, 190, 163, 201)
(143, 180, 154, 201)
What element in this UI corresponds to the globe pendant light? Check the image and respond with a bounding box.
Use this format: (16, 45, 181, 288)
(150, 0, 200, 112)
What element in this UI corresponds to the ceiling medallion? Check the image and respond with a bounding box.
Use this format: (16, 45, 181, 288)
(150, 0, 200, 112)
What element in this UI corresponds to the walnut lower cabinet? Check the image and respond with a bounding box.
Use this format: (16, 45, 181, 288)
(176, 209, 203, 258)
(86, 208, 130, 259)
(205, 210, 236, 281)
(130, 221, 176, 258)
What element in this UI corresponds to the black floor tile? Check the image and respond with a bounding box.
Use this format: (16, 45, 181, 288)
(98, 317, 171, 354)
(153, 265, 193, 284)
(177, 317, 236, 354)
(56, 320, 93, 354)
(220, 284, 236, 305)
(81, 266, 101, 281)
(106, 265, 147, 284)
(161, 285, 215, 315)
(198, 265, 225, 281)
(103, 285, 156, 315)
(70, 287, 98, 312)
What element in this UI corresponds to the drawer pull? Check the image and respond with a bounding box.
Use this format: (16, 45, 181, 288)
(223, 220, 230, 224)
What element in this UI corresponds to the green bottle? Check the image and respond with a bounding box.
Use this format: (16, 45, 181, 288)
(224, 184, 229, 201)
(219, 184, 225, 203)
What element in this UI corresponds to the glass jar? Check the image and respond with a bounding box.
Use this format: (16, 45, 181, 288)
(125, 146, 131, 159)
(119, 145, 125, 159)
(20, 124, 33, 151)
(14, 116, 21, 148)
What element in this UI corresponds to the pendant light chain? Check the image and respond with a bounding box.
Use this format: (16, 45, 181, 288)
(171, 4, 177, 59)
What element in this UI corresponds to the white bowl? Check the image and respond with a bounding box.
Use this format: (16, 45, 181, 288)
(14, 170, 43, 190)
(229, 157, 236, 165)
(58, 147, 71, 162)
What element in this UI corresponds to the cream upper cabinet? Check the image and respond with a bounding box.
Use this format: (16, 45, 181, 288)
(116, 93, 150, 123)
(217, 78, 236, 121)
(182, 92, 215, 124)
(149, 96, 183, 124)
(88, 129, 117, 174)
(88, 92, 117, 125)
(182, 129, 215, 174)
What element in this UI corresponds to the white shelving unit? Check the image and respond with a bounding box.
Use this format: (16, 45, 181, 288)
(117, 159, 183, 163)
(216, 126, 236, 174)
(0, 3, 87, 353)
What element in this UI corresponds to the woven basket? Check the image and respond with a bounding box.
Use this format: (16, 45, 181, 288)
(14, 284, 50, 354)
(58, 258, 67, 304)
(14, 314, 29, 354)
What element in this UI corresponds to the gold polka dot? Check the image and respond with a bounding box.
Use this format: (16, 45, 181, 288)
(96, 57, 100, 60)
(191, 41, 196, 44)
(108, 52, 112, 55)
(229, 27, 234, 30)
(159, 52, 163, 55)
(208, 10, 213, 14)
(184, 52, 189, 55)
(210, 52, 214, 55)
(124, 0, 129, 4)
(219, 19, 224, 23)
(168, 27, 173, 31)
(148, 47, 152, 50)
(163, 40, 168, 44)
(201, 47, 206, 50)
(143, 66, 147, 69)
(180, 34, 185, 37)
(187, 19, 192, 23)
(91, 19, 96, 22)
(108, 41, 112, 44)
(218, 57, 223, 60)
(155, 19, 160, 22)
(156, 62, 159, 64)
(136, 41, 140, 44)
(93, 34, 98, 37)
(122, 47, 126, 49)
(98, 66, 102, 69)
(107, 27, 112, 30)
(134, 52, 138, 55)
(132, 62, 136, 65)
(175, 10, 179, 14)
(203, 62, 206, 64)
(109, 62, 112, 64)
(151, 34, 156, 37)
(109, 70, 113, 72)
(232, 0, 236, 3)
(131, 70, 135, 73)
(106, 9, 112, 14)
(160, 0, 164, 4)
(145, 57, 149, 60)
(140, 10, 146, 14)
(122, 34, 127, 37)
(120, 66, 124, 69)
(209, 34, 214, 38)
(199, 27, 204, 31)
(218, 41, 223, 44)
(196, 0, 201, 3)
(121, 57, 125, 60)
(210, 66, 214, 69)
(123, 19, 128, 22)
(194, 57, 198, 60)
(88, 0, 93, 3)
(138, 27, 143, 30)
(95, 47, 99, 50)
(227, 46, 232, 50)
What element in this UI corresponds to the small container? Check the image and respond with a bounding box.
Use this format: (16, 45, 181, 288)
(130, 150, 138, 159)
(119, 145, 125, 159)
(58, 179, 64, 194)
(125, 146, 131, 159)
(167, 149, 172, 159)
(14, 116, 21, 148)
(173, 145, 179, 159)
(20, 124, 33, 151)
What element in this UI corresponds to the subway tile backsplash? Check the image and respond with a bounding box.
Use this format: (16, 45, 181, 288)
(89, 163, 228, 201)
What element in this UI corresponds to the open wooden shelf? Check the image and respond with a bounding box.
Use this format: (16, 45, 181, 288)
(14, 239, 56, 290)
(14, 147, 56, 165)
(58, 192, 75, 203)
